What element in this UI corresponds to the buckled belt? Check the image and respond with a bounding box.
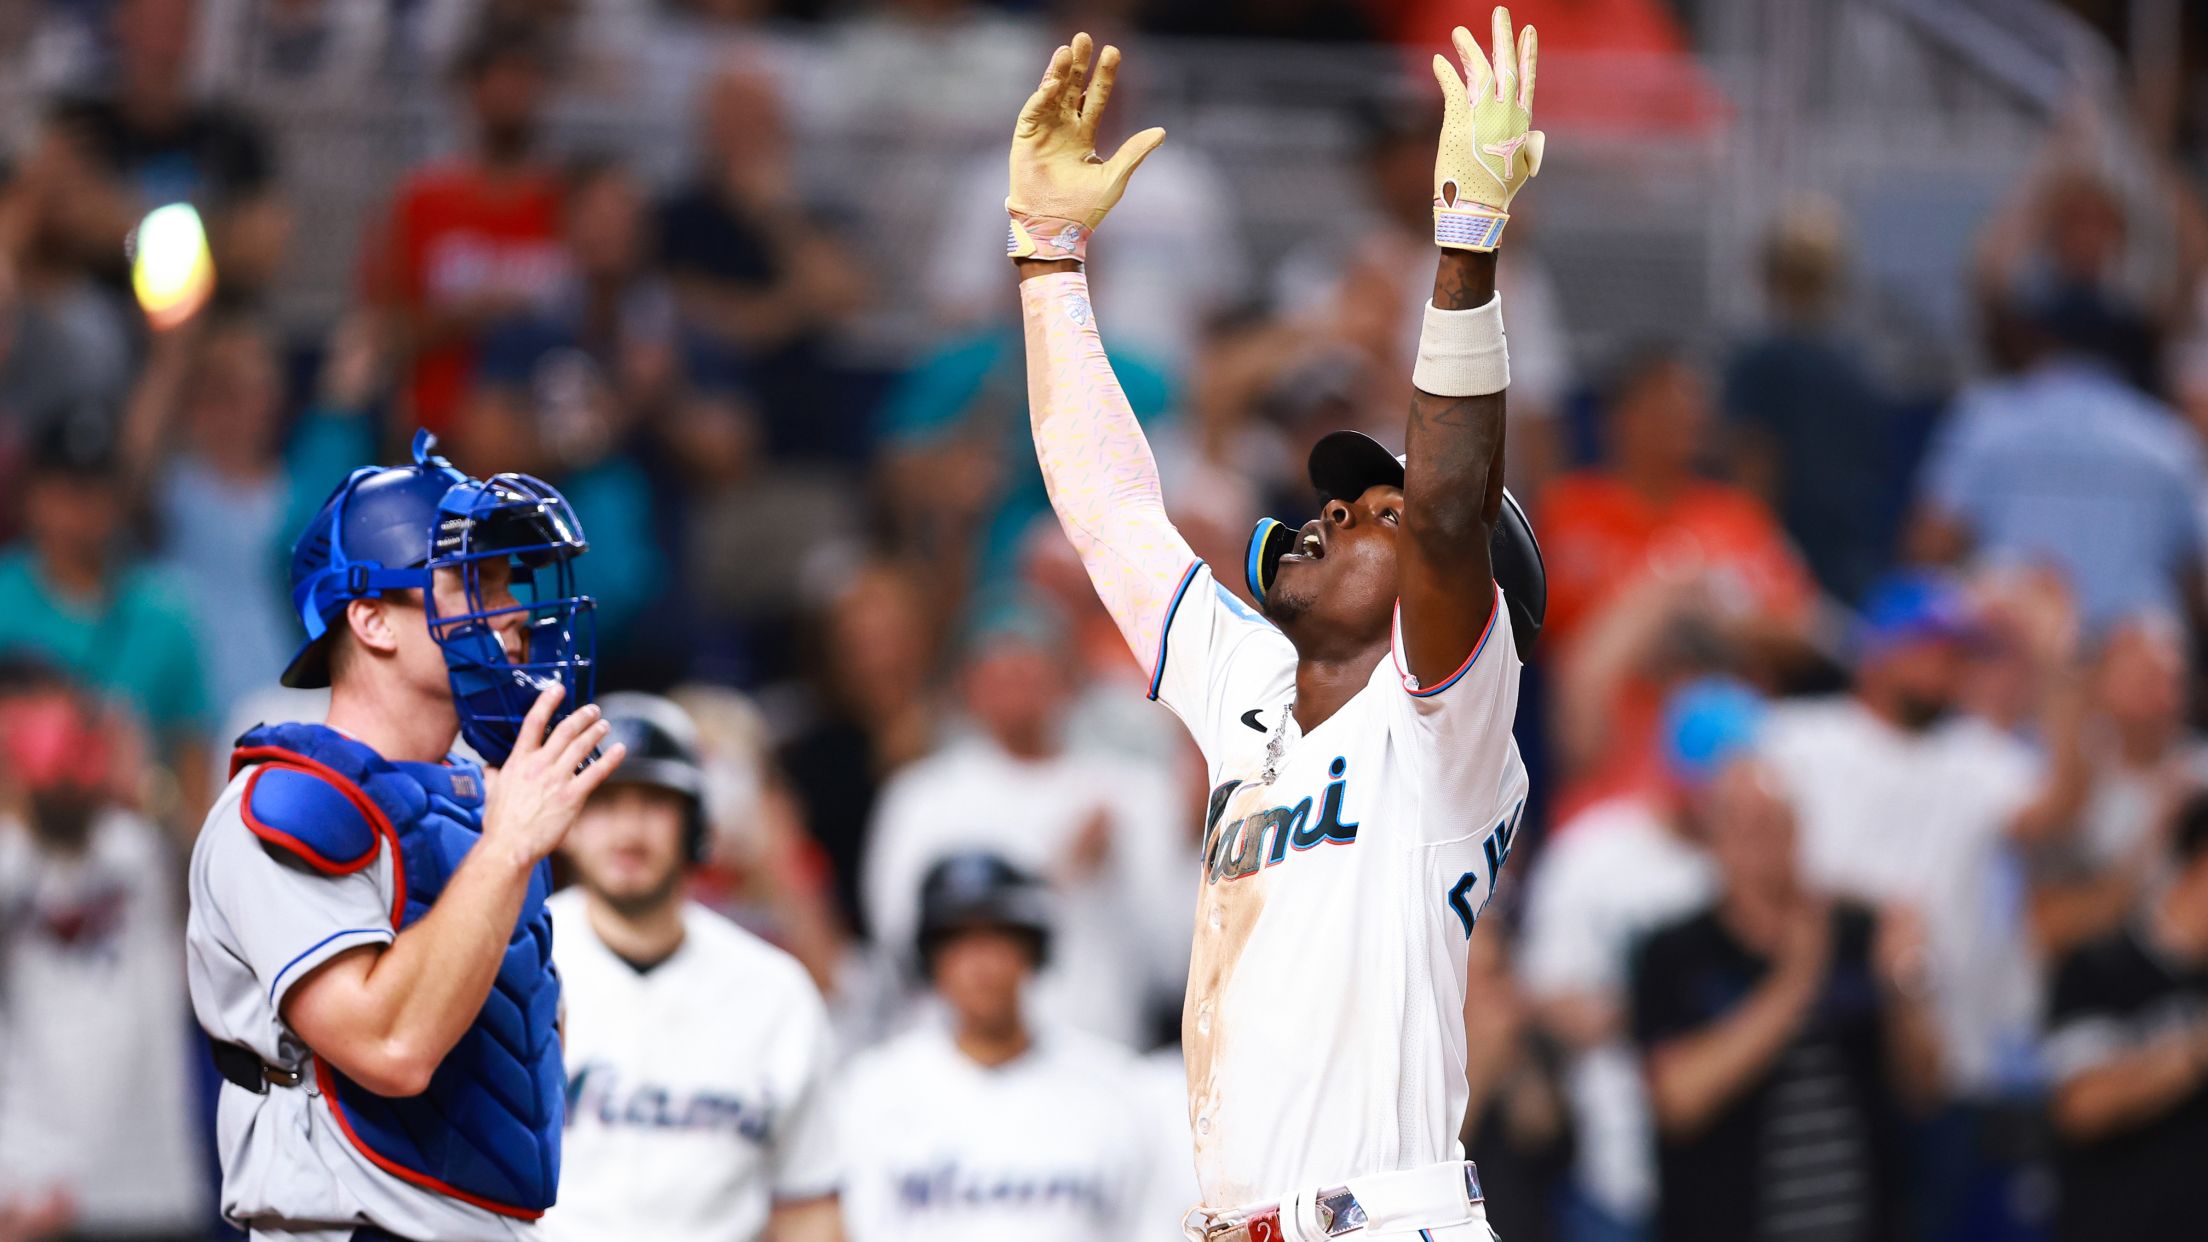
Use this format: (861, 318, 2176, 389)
(209, 1038, 304, 1094)
(1188, 1164, 1484, 1242)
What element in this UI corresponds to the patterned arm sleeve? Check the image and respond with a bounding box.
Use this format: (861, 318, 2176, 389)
(1020, 271, 1198, 678)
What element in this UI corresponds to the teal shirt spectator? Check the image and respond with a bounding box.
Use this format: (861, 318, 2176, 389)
(554, 453, 662, 648)
(881, 327, 1177, 590)
(0, 549, 209, 739)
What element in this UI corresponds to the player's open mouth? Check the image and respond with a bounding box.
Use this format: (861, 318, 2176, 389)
(1281, 521, 1327, 562)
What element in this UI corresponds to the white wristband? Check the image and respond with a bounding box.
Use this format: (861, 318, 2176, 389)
(1412, 294, 1509, 397)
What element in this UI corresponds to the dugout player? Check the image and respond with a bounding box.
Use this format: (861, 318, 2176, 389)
(186, 432, 626, 1241)
(835, 853, 1158, 1242)
(1007, 10, 1546, 1240)
(543, 693, 843, 1242)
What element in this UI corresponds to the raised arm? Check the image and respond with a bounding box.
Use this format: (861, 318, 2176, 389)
(1009, 36, 1190, 673)
(1398, 9, 1544, 684)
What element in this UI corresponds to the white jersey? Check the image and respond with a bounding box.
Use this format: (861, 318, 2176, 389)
(540, 891, 841, 1242)
(1151, 565, 1528, 1209)
(0, 811, 208, 1232)
(835, 1023, 1157, 1242)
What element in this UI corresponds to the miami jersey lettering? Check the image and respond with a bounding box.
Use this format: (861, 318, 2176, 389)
(540, 892, 840, 1242)
(1149, 567, 1528, 1210)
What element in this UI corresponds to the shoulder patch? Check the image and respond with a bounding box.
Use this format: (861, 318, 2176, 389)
(243, 763, 385, 874)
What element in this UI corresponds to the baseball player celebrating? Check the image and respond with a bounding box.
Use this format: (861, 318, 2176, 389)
(186, 432, 626, 1241)
(836, 852, 1159, 1242)
(542, 693, 843, 1242)
(1008, 11, 1546, 1240)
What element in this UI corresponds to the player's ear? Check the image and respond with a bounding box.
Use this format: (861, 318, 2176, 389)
(345, 596, 403, 658)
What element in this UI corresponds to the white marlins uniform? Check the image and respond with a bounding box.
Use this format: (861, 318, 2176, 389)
(835, 1023, 1158, 1242)
(1153, 565, 1528, 1220)
(541, 890, 841, 1242)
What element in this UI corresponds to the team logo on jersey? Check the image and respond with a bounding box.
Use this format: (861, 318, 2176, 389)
(894, 1160, 1112, 1216)
(1201, 757, 1359, 885)
(1443, 798, 1525, 938)
(565, 1060, 777, 1142)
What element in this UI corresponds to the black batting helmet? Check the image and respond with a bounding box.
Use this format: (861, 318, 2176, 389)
(915, 851, 1053, 979)
(596, 692, 709, 863)
(1244, 429, 1546, 657)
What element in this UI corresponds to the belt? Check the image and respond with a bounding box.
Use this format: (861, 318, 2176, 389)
(209, 1038, 304, 1093)
(1188, 1162, 1485, 1242)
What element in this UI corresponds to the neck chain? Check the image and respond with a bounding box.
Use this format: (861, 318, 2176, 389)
(1260, 698, 1297, 786)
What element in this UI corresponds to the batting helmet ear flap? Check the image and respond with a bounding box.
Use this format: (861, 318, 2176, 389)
(1246, 517, 1295, 604)
(1493, 487, 1546, 658)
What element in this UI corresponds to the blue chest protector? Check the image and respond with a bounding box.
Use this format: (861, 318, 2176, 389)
(233, 722, 562, 1217)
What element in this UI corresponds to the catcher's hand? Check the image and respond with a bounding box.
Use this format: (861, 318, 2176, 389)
(1007, 32, 1166, 262)
(1430, 6, 1544, 251)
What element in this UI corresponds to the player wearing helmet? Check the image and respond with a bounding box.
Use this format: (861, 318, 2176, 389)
(835, 853, 1161, 1242)
(185, 432, 626, 1241)
(544, 694, 844, 1242)
(1009, 9, 1544, 1240)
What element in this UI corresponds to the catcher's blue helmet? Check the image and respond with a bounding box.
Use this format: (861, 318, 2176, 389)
(283, 430, 596, 765)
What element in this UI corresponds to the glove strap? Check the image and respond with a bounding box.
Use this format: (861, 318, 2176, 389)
(1434, 203, 1509, 253)
(1008, 207, 1092, 262)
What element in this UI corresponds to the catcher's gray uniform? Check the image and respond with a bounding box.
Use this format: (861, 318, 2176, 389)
(185, 767, 536, 1241)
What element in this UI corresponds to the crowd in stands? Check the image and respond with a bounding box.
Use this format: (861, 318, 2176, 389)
(9, 2, 2208, 1241)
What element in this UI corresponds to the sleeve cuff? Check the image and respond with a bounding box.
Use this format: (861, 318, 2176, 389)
(268, 926, 394, 1006)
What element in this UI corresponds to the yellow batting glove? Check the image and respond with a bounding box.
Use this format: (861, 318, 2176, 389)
(1007, 33, 1167, 262)
(1430, 7, 1545, 251)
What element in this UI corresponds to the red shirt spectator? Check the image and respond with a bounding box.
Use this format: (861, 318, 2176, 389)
(372, 162, 567, 434)
(1540, 473, 1812, 652)
(1538, 349, 1814, 821)
(364, 24, 569, 434)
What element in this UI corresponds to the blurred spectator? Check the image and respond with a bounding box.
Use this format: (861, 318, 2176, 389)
(1632, 757, 1940, 1242)
(120, 312, 378, 720)
(924, 49, 1245, 376)
(2030, 614, 2208, 957)
(878, 325, 1174, 612)
(836, 852, 1159, 1242)
(1759, 572, 2089, 1237)
(808, 0, 1044, 143)
(776, 560, 943, 936)
(862, 599, 1187, 1048)
(0, 217, 135, 474)
(1539, 346, 1816, 819)
(459, 156, 675, 649)
(1462, 928, 1572, 1242)
(1272, 96, 1574, 494)
(365, 20, 569, 435)
(0, 411, 210, 827)
(23, 0, 290, 304)
(1723, 198, 1898, 604)
(1973, 155, 2165, 394)
(1521, 679, 1762, 1241)
(1908, 295, 2208, 635)
(670, 682, 852, 993)
(1540, 345, 1815, 654)
(2042, 790, 2208, 1242)
(658, 57, 863, 458)
(0, 663, 208, 1238)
